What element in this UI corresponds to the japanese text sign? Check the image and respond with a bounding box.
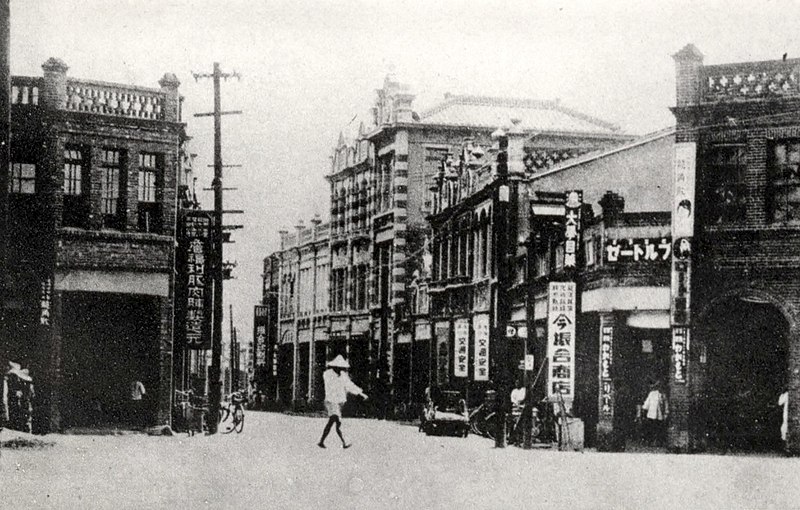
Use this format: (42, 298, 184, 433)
(454, 319, 469, 378)
(564, 190, 583, 269)
(600, 324, 613, 417)
(254, 305, 269, 367)
(604, 237, 672, 263)
(547, 282, 576, 400)
(40, 277, 52, 327)
(672, 327, 688, 383)
(673, 143, 696, 239)
(473, 314, 490, 381)
(436, 322, 450, 385)
(180, 211, 213, 349)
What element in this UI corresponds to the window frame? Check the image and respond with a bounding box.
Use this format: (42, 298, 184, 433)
(9, 162, 36, 194)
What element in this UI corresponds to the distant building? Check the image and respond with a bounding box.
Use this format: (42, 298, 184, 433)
(265, 76, 629, 414)
(3, 58, 187, 432)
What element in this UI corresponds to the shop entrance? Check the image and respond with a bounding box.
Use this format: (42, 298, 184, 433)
(61, 292, 160, 429)
(615, 327, 671, 448)
(697, 297, 788, 451)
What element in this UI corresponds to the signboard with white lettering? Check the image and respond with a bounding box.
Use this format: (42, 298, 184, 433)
(454, 319, 469, 378)
(254, 305, 268, 368)
(473, 314, 490, 381)
(40, 277, 52, 327)
(179, 210, 214, 349)
(604, 238, 672, 263)
(547, 281, 576, 400)
(564, 190, 582, 269)
(600, 325, 613, 417)
(672, 327, 688, 383)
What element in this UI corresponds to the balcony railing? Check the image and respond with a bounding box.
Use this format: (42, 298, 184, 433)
(11, 77, 42, 107)
(702, 59, 800, 103)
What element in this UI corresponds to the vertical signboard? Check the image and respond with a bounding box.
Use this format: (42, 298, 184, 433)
(435, 321, 450, 385)
(39, 277, 52, 327)
(453, 318, 469, 378)
(671, 143, 695, 383)
(564, 190, 583, 269)
(473, 314, 490, 381)
(599, 324, 613, 417)
(254, 305, 268, 368)
(179, 211, 214, 349)
(547, 281, 576, 400)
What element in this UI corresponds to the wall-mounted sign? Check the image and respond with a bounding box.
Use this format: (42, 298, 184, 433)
(473, 314, 490, 381)
(435, 322, 450, 385)
(454, 319, 469, 378)
(547, 282, 576, 400)
(672, 327, 688, 383)
(180, 211, 214, 349)
(39, 277, 52, 326)
(564, 190, 583, 269)
(673, 143, 696, 239)
(671, 260, 691, 326)
(600, 325, 613, 417)
(254, 305, 268, 368)
(604, 238, 672, 263)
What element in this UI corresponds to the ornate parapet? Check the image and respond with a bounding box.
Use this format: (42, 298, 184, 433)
(64, 79, 166, 120)
(702, 59, 800, 103)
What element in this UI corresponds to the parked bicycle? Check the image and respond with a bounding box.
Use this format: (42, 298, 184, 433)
(174, 389, 209, 436)
(219, 391, 245, 434)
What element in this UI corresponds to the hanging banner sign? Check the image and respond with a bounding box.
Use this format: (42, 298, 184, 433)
(564, 190, 583, 269)
(604, 238, 672, 263)
(454, 319, 469, 378)
(547, 281, 576, 400)
(672, 327, 688, 383)
(179, 210, 214, 349)
(473, 314, 490, 381)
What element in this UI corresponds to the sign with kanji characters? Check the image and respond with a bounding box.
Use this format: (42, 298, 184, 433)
(473, 314, 490, 381)
(600, 324, 613, 417)
(563, 190, 583, 269)
(547, 282, 576, 400)
(671, 259, 691, 326)
(253, 305, 269, 368)
(435, 322, 450, 385)
(604, 238, 672, 263)
(672, 327, 688, 383)
(454, 319, 469, 378)
(39, 277, 52, 327)
(673, 143, 696, 239)
(179, 210, 214, 349)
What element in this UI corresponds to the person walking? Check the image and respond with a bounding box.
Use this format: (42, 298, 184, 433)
(642, 380, 668, 447)
(779, 389, 789, 452)
(130, 379, 146, 427)
(318, 355, 368, 449)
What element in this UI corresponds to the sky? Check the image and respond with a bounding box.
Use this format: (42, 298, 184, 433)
(8, 0, 800, 354)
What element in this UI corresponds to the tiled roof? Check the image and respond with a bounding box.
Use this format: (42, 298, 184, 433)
(419, 94, 620, 135)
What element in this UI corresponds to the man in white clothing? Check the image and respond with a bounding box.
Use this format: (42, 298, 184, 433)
(318, 355, 368, 449)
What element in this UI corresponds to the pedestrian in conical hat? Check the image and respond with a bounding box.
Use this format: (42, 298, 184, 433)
(318, 355, 368, 449)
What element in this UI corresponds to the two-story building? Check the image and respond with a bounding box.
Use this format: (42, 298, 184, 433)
(3, 58, 186, 432)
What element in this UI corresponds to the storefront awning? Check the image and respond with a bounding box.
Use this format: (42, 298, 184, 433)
(626, 310, 671, 329)
(55, 269, 169, 297)
(582, 286, 670, 313)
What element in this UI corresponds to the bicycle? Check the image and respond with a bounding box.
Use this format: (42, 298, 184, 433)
(175, 389, 209, 436)
(220, 391, 245, 434)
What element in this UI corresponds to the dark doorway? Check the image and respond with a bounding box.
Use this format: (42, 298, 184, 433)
(698, 298, 788, 451)
(615, 327, 671, 449)
(61, 292, 160, 429)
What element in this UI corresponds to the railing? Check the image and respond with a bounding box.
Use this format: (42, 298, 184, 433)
(65, 78, 165, 120)
(11, 77, 42, 106)
(702, 59, 800, 103)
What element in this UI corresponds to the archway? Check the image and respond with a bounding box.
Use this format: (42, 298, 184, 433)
(696, 296, 789, 451)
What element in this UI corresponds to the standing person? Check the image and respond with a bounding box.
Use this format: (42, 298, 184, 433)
(642, 380, 668, 446)
(130, 379, 146, 427)
(318, 355, 368, 449)
(779, 389, 789, 452)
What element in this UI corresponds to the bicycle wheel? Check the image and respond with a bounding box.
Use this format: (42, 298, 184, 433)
(234, 409, 244, 433)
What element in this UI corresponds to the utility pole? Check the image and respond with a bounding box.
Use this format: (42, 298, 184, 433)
(493, 129, 511, 448)
(229, 304, 236, 392)
(193, 63, 241, 434)
(0, 0, 11, 350)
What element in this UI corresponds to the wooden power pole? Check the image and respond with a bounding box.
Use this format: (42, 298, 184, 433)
(192, 63, 240, 434)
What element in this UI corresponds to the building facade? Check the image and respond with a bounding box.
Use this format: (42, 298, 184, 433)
(671, 44, 800, 453)
(3, 58, 186, 432)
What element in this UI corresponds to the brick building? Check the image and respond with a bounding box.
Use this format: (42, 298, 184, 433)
(3, 58, 186, 432)
(671, 44, 800, 453)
